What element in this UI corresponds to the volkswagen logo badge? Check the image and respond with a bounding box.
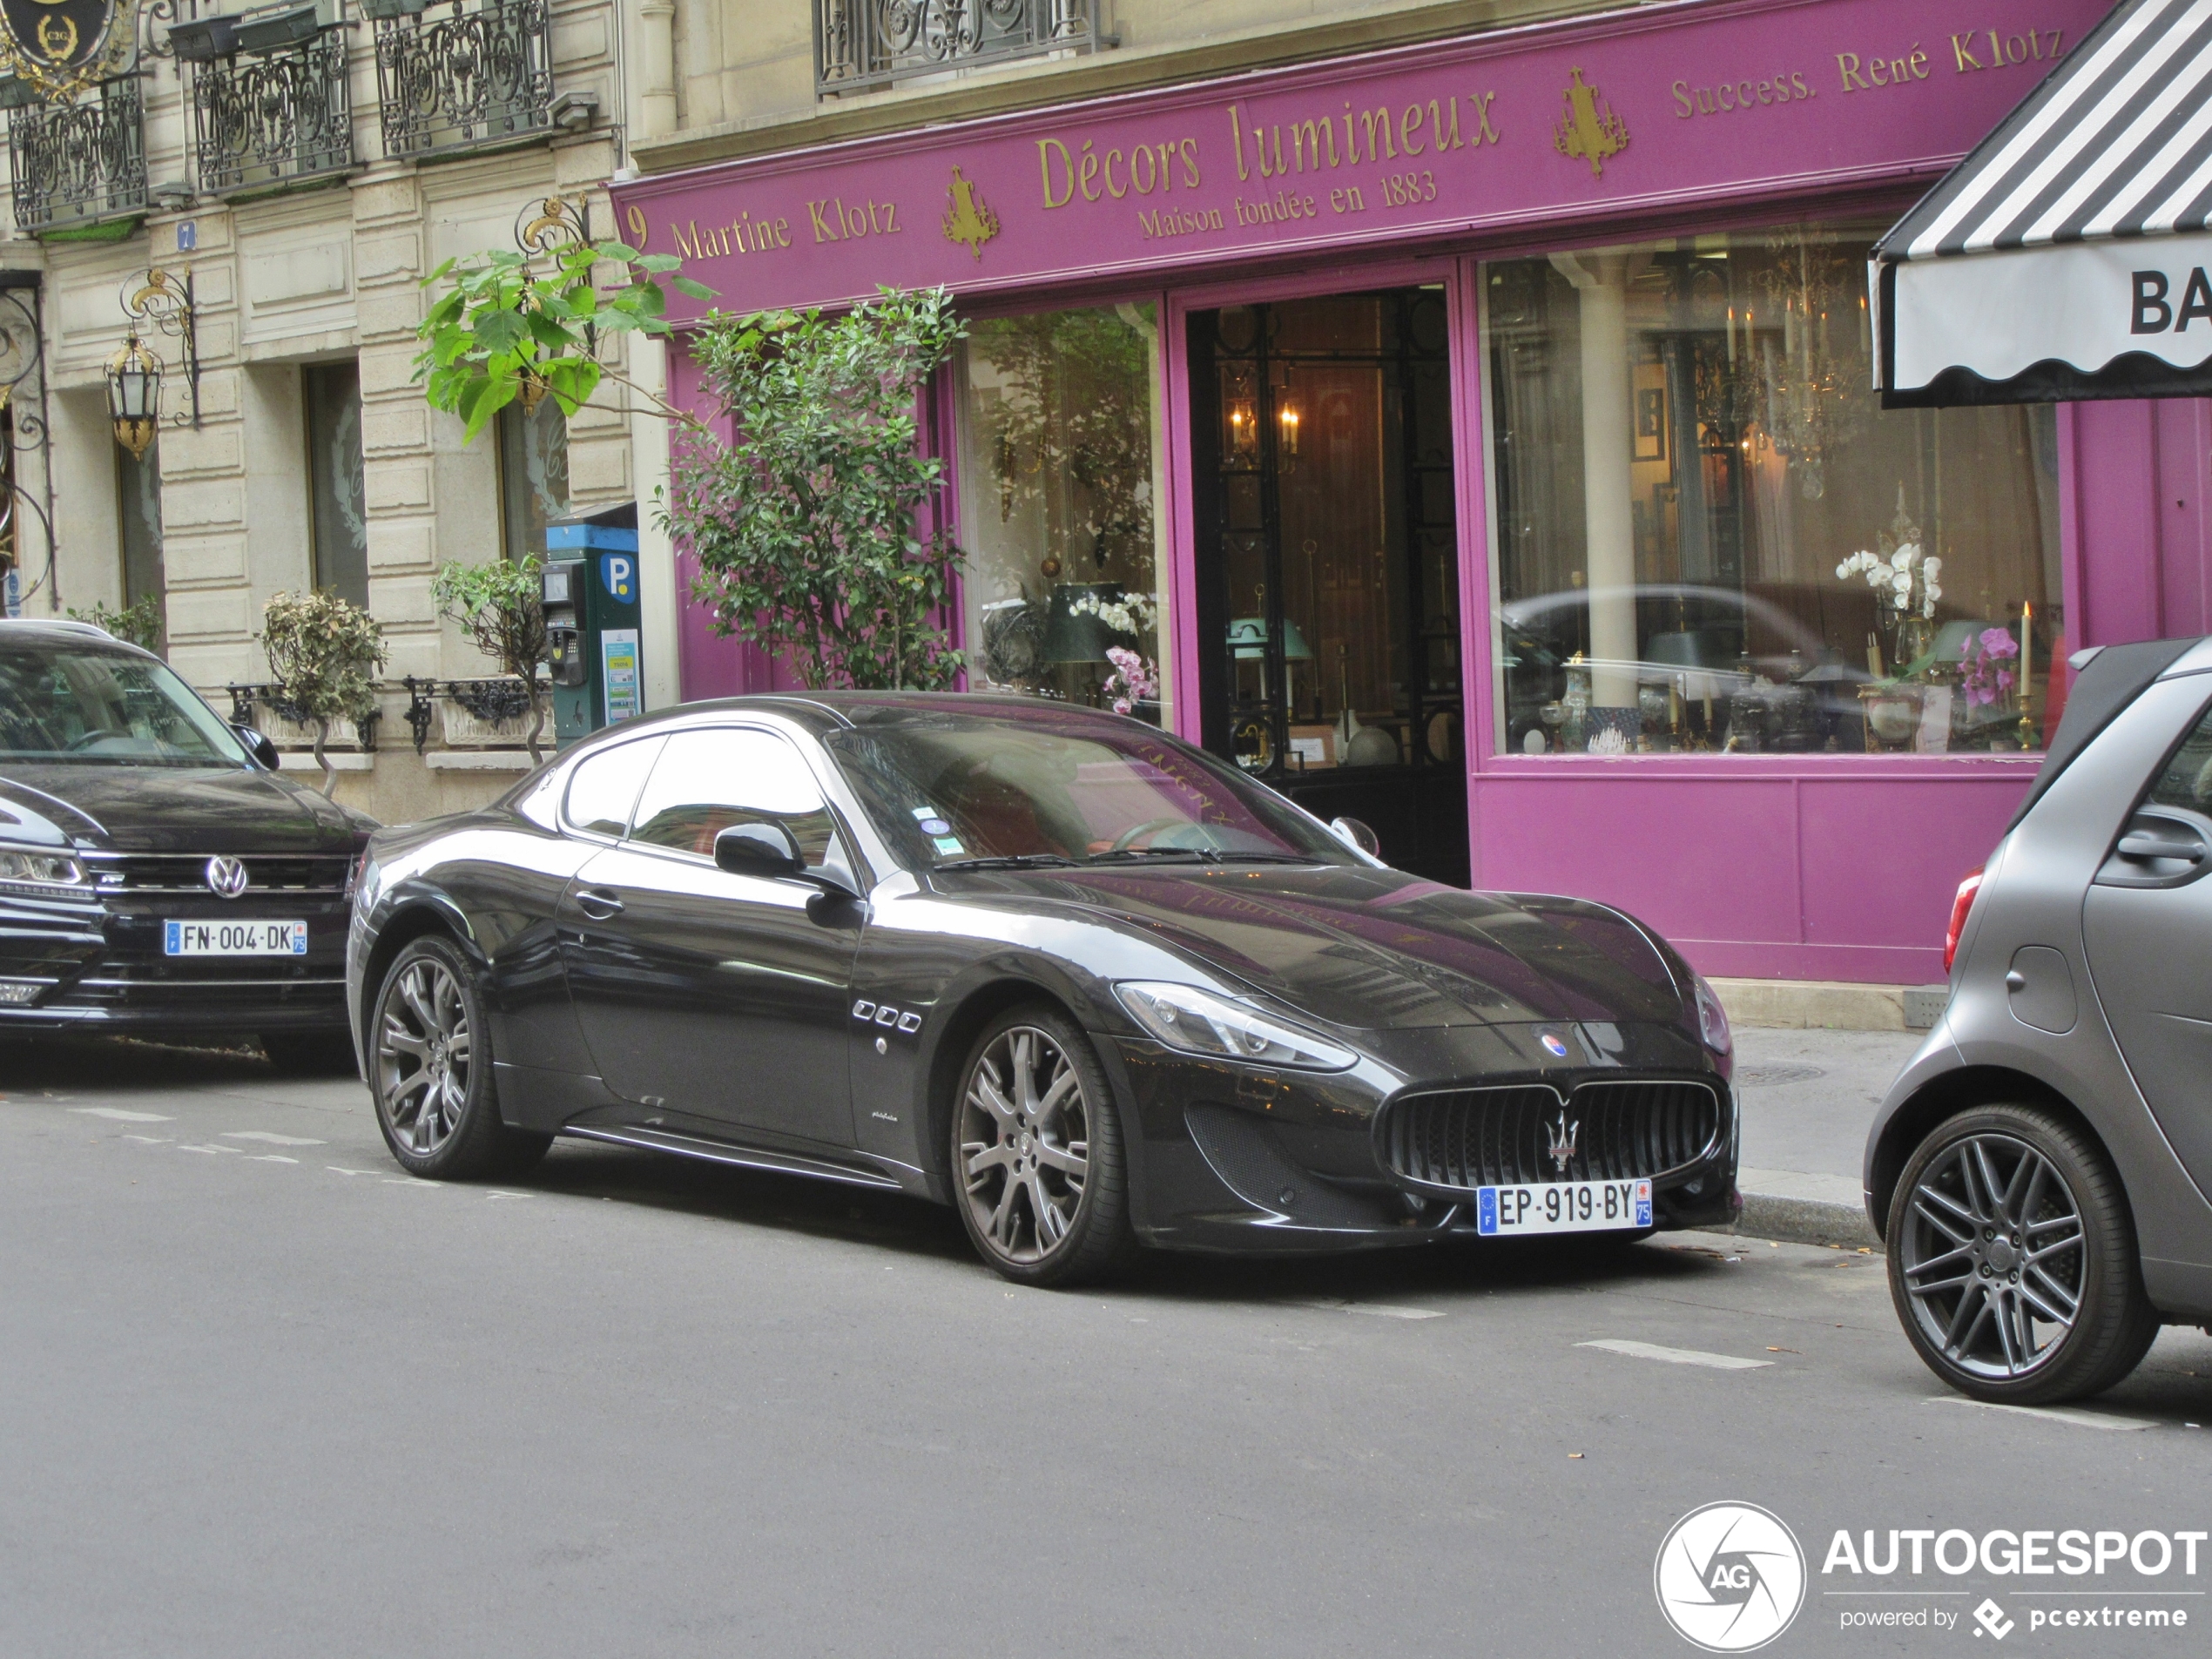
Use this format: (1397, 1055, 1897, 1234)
(205, 856, 249, 900)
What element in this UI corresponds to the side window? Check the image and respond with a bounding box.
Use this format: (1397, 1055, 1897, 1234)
(629, 728, 841, 867)
(562, 736, 666, 838)
(2146, 699, 2212, 815)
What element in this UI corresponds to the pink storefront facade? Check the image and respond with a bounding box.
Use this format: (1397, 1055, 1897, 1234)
(613, 0, 2207, 987)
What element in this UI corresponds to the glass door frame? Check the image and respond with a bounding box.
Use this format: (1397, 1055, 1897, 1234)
(1161, 253, 1474, 793)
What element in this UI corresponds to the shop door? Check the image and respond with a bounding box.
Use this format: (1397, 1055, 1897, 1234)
(1188, 288, 1469, 886)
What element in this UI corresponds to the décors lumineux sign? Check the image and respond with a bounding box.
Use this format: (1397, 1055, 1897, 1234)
(1883, 230, 2212, 395)
(0, 0, 133, 101)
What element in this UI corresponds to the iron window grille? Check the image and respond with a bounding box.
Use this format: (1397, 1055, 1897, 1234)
(6, 77, 149, 233)
(815, 0, 1102, 99)
(374, 0, 556, 158)
(188, 28, 355, 197)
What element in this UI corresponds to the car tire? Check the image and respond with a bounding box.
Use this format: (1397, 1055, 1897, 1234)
(950, 1003, 1135, 1288)
(1886, 1103, 2159, 1406)
(260, 1030, 359, 1076)
(369, 935, 551, 1181)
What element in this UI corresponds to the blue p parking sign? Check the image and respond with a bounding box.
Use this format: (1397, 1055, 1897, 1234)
(598, 553, 635, 601)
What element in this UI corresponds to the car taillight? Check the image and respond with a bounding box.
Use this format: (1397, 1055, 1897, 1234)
(1943, 867, 1985, 974)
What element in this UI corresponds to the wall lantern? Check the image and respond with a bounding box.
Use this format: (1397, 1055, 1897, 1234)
(105, 335, 163, 459)
(105, 266, 200, 455)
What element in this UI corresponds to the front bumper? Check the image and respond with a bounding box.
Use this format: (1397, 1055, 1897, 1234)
(1106, 1022, 1740, 1254)
(1, 888, 350, 1038)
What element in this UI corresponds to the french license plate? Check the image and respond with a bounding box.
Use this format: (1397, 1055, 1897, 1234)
(1476, 1177, 1652, 1236)
(163, 920, 307, 957)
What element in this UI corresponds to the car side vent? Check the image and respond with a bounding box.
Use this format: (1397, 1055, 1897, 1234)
(1185, 1102, 1387, 1229)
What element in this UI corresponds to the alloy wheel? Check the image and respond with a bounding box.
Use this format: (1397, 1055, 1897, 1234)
(1898, 1131, 2087, 1382)
(958, 1025, 1091, 1264)
(377, 958, 472, 1157)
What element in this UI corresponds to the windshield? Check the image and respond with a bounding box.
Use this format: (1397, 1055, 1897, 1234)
(824, 711, 1354, 870)
(0, 642, 253, 768)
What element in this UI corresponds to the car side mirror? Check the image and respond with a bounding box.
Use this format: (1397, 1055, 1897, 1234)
(235, 725, 281, 772)
(714, 821, 804, 879)
(1330, 816, 1381, 858)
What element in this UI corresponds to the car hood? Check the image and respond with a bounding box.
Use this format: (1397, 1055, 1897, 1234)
(0, 764, 367, 854)
(941, 864, 1691, 1032)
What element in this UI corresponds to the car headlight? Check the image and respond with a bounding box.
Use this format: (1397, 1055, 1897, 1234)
(1115, 981, 1358, 1071)
(1692, 974, 1732, 1055)
(0, 847, 86, 890)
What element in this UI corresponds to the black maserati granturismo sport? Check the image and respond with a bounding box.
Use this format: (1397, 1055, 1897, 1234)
(347, 693, 1740, 1284)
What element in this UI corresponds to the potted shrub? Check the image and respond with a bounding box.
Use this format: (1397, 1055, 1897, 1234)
(431, 554, 552, 763)
(257, 590, 387, 795)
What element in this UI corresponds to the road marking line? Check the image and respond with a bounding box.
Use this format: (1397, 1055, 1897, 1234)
(381, 1178, 440, 1188)
(1291, 1299, 1446, 1320)
(326, 1167, 380, 1177)
(221, 1131, 326, 1147)
(246, 1154, 299, 1163)
(1578, 1339, 1773, 1371)
(1926, 1395, 2159, 1432)
(69, 1108, 173, 1123)
(176, 1145, 222, 1156)
(123, 1135, 171, 1143)
(483, 1190, 533, 1201)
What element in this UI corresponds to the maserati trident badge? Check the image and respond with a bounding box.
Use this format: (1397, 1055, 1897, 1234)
(1546, 1110, 1580, 1176)
(205, 855, 248, 900)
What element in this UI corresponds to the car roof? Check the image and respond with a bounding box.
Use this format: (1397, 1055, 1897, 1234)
(2008, 636, 2210, 833)
(0, 617, 130, 649)
(616, 690, 1143, 739)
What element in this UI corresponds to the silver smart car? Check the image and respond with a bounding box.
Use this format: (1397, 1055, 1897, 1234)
(1866, 637, 2212, 1405)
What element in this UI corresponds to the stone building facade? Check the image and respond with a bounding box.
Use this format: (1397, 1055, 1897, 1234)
(1, 0, 651, 824)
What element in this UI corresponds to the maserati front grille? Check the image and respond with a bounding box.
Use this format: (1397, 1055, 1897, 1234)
(1379, 1080, 1723, 1190)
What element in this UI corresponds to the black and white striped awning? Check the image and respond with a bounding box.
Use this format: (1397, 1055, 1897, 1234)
(1875, 0, 2212, 405)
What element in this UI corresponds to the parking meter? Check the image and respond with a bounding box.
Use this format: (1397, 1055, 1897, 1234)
(543, 516, 644, 747)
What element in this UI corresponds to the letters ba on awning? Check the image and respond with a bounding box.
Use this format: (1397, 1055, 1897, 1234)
(1874, 0, 2212, 407)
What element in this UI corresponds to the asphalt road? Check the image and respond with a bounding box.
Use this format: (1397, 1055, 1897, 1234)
(5, 1036, 2210, 1657)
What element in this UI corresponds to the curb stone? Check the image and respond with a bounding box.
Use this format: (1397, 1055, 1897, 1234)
(1731, 1190, 1883, 1252)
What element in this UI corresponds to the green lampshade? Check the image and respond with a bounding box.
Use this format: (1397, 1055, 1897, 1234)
(1228, 617, 1313, 661)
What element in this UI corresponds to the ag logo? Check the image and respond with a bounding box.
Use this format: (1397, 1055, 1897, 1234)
(1654, 1502, 1805, 1652)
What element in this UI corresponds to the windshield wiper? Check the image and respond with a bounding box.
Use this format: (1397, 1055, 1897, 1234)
(934, 853, 1082, 871)
(1082, 847, 1216, 865)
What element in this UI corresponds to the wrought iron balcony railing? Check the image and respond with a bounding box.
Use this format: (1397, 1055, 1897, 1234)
(189, 28, 354, 196)
(6, 78, 148, 233)
(374, 0, 556, 158)
(816, 0, 1102, 98)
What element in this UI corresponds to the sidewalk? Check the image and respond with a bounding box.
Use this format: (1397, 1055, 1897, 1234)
(1730, 1024, 1932, 1251)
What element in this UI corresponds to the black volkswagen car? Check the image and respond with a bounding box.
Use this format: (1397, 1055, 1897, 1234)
(348, 693, 1739, 1284)
(1, 619, 373, 1068)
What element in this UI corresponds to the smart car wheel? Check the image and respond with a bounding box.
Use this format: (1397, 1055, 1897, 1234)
(952, 1005, 1132, 1287)
(371, 936, 550, 1181)
(1887, 1104, 2157, 1405)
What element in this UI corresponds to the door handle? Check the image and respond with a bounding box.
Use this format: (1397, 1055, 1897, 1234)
(576, 888, 624, 919)
(2116, 831, 2206, 864)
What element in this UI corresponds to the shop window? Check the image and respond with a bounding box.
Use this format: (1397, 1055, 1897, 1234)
(118, 440, 165, 646)
(955, 302, 1170, 726)
(304, 361, 368, 609)
(1188, 288, 1468, 887)
(1484, 223, 2060, 757)
(499, 398, 569, 563)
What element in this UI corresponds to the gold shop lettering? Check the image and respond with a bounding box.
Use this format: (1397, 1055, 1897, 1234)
(1672, 70, 1815, 118)
(1226, 92, 1499, 185)
(806, 196, 902, 243)
(671, 212, 794, 259)
(1038, 137, 1202, 209)
(1836, 42, 1932, 91)
(1950, 26, 2066, 73)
